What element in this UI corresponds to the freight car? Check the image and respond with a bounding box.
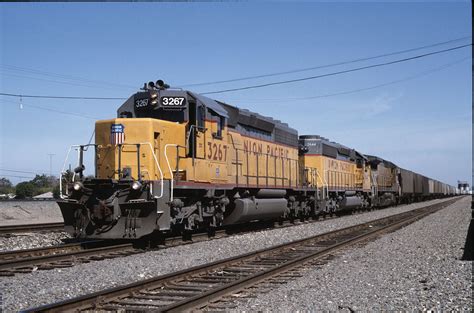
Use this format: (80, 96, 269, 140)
(58, 81, 456, 240)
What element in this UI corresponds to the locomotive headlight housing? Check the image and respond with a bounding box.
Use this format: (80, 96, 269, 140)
(150, 92, 158, 105)
(131, 181, 142, 191)
(73, 182, 83, 191)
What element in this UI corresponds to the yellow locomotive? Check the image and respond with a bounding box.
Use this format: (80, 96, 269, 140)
(58, 80, 456, 240)
(59, 81, 310, 240)
(298, 135, 371, 211)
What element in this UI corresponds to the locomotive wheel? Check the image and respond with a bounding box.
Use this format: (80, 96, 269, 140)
(207, 227, 216, 238)
(299, 212, 305, 223)
(182, 230, 192, 241)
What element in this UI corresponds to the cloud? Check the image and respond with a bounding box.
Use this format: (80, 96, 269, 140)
(363, 93, 399, 118)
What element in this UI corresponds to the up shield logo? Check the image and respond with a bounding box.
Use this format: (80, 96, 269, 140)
(111, 124, 125, 145)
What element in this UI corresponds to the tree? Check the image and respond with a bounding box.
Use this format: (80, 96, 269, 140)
(31, 174, 57, 188)
(15, 182, 37, 199)
(0, 178, 13, 194)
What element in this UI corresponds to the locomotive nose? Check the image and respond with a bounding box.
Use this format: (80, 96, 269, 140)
(57, 200, 91, 237)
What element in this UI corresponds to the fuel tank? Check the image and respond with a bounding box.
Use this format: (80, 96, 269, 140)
(338, 196, 362, 210)
(223, 198, 287, 225)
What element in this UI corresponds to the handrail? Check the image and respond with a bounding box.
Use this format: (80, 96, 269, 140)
(59, 145, 74, 199)
(164, 144, 179, 201)
(186, 125, 196, 165)
(140, 142, 164, 199)
(59, 142, 164, 200)
(371, 172, 378, 196)
(315, 168, 329, 199)
(186, 125, 207, 165)
(59, 144, 96, 199)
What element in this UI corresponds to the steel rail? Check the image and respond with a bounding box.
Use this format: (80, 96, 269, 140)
(25, 197, 460, 312)
(168, 204, 445, 312)
(0, 222, 65, 234)
(0, 242, 84, 262)
(0, 243, 140, 276)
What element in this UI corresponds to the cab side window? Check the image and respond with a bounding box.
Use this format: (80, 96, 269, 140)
(197, 105, 205, 129)
(217, 116, 225, 138)
(210, 111, 225, 139)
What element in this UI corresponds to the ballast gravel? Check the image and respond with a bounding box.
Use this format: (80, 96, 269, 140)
(0, 201, 63, 226)
(231, 196, 472, 311)
(0, 200, 69, 251)
(0, 197, 468, 311)
(0, 232, 70, 252)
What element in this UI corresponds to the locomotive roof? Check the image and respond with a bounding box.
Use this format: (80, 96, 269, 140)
(299, 135, 366, 161)
(365, 154, 398, 169)
(188, 92, 229, 118)
(218, 101, 298, 147)
(218, 102, 297, 134)
(116, 88, 299, 147)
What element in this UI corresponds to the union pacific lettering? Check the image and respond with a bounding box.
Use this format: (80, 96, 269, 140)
(243, 139, 290, 159)
(327, 159, 353, 172)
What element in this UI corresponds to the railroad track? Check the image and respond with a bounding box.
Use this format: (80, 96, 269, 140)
(0, 197, 460, 277)
(0, 242, 143, 276)
(26, 197, 459, 312)
(0, 222, 65, 236)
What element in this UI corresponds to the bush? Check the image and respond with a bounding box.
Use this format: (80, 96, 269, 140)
(52, 185, 60, 199)
(15, 182, 37, 199)
(0, 177, 14, 194)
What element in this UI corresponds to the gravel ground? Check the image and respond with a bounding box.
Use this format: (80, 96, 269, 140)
(0, 197, 465, 311)
(0, 232, 71, 252)
(0, 201, 63, 226)
(0, 200, 69, 251)
(230, 196, 472, 311)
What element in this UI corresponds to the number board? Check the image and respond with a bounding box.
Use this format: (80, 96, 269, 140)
(135, 98, 149, 109)
(160, 96, 186, 110)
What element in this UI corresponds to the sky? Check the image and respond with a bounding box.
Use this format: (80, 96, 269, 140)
(0, 2, 471, 187)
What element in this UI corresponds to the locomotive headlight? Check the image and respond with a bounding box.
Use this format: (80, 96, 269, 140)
(150, 92, 158, 105)
(131, 181, 142, 191)
(73, 182, 83, 191)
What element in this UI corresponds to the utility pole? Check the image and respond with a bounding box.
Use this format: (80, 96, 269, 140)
(48, 154, 55, 177)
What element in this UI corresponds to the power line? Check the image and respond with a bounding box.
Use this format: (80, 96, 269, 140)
(0, 64, 137, 90)
(1, 99, 101, 119)
(0, 42, 470, 102)
(218, 56, 470, 103)
(179, 36, 471, 88)
(2, 54, 465, 120)
(0, 71, 133, 91)
(0, 92, 127, 100)
(1, 36, 469, 93)
(0, 168, 46, 174)
(201, 43, 472, 95)
(24, 102, 100, 119)
(0, 174, 36, 180)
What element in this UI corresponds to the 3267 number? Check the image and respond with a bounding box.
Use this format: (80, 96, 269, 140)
(207, 142, 227, 161)
(161, 97, 186, 106)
